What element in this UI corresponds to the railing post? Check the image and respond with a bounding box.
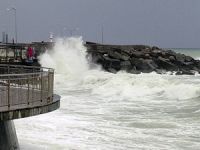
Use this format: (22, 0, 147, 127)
(47, 70, 50, 103)
(7, 65, 10, 74)
(40, 72, 43, 103)
(7, 77, 10, 109)
(52, 71, 54, 100)
(6, 47, 8, 63)
(27, 75, 29, 105)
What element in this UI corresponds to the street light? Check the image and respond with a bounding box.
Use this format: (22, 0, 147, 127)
(101, 25, 104, 44)
(7, 7, 17, 43)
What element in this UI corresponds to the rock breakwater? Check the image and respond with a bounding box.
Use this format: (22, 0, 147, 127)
(86, 42, 200, 75)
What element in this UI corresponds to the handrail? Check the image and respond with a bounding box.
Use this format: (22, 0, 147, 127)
(0, 65, 54, 112)
(0, 64, 54, 71)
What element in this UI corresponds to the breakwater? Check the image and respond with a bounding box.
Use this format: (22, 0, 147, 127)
(86, 42, 200, 75)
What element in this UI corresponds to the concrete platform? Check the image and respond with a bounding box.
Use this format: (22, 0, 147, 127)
(0, 94, 60, 150)
(0, 94, 60, 121)
(0, 65, 60, 150)
(0, 120, 19, 150)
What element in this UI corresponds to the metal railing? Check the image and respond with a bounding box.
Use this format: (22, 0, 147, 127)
(0, 65, 54, 112)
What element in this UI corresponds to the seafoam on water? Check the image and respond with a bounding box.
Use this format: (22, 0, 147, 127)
(15, 38, 200, 150)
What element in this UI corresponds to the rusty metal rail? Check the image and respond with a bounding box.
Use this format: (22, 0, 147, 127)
(0, 65, 54, 112)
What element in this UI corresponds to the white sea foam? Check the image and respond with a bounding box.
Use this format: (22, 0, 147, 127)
(15, 38, 200, 150)
(39, 37, 89, 79)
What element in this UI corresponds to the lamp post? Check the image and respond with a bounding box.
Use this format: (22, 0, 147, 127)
(101, 25, 104, 44)
(7, 7, 17, 43)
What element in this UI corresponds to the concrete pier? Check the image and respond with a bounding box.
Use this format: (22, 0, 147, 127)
(0, 65, 60, 150)
(0, 121, 19, 150)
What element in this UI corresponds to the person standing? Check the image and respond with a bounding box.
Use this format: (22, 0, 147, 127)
(26, 45, 33, 62)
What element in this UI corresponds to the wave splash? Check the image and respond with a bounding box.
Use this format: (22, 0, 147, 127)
(39, 37, 200, 101)
(39, 37, 89, 78)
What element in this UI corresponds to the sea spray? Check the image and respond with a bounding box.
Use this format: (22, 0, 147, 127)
(39, 37, 89, 77)
(39, 37, 200, 101)
(15, 39, 200, 149)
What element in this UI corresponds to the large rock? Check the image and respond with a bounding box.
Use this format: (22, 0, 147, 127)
(120, 61, 132, 70)
(132, 51, 144, 58)
(185, 56, 194, 62)
(131, 58, 157, 72)
(108, 50, 130, 61)
(157, 56, 178, 70)
(175, 53, 185, 63)
(103, 56, 121, 71)
(122, 48, 134, 55)
(169, 56, 176, 61)
(90, 53, 104, 64)
(152, 46, 160, 50)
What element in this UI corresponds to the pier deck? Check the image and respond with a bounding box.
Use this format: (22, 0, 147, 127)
(0, 64, 60, 150)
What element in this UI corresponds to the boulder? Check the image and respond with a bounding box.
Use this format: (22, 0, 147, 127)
(120, 61, 132, 70)
(122, 49, 134, 55)
(132, 45, 151, 50)
(90, 53, 104, 64)
(132, 51, 144, 58)
(145, 53, 150, 58)
(185, 56, 194, 62)
(103, 56, 121, 71)
(155, 69, 167, 74)
(165, 50, 176, 56)
(152, 46, 160, 50)
(175, 53, 185, 63)
(169, 56, 176, 61)
(121, 52, 130, 61)
(152, 49, 162, 54)
(108, 50, 130, 61)
(131, 58, 157, 72)
(157, 56, 178, 70)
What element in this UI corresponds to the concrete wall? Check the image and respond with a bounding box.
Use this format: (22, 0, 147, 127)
(0, 120, 19, 150)
(0, 94, 60, 121)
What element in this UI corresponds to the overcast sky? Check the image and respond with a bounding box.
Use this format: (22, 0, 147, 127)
(0, 0, 200, 48)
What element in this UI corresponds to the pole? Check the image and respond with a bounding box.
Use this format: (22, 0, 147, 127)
(14, 8, 17, 43)
(7, 8, 17, 43)
(101, 25, 104, 44)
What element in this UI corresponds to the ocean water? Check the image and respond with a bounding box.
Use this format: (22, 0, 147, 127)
(15, 38, 200, 150)
(172, 48, 200, 60)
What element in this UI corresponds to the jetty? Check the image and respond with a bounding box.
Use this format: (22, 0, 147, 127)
(0, 64, 60, 150)
(86, 42, 200, 75)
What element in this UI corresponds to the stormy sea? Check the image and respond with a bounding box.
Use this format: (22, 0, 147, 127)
(15, 37, 200, 150)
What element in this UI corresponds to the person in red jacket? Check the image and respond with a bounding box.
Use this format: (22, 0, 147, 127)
(26, 45, 33, 62)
